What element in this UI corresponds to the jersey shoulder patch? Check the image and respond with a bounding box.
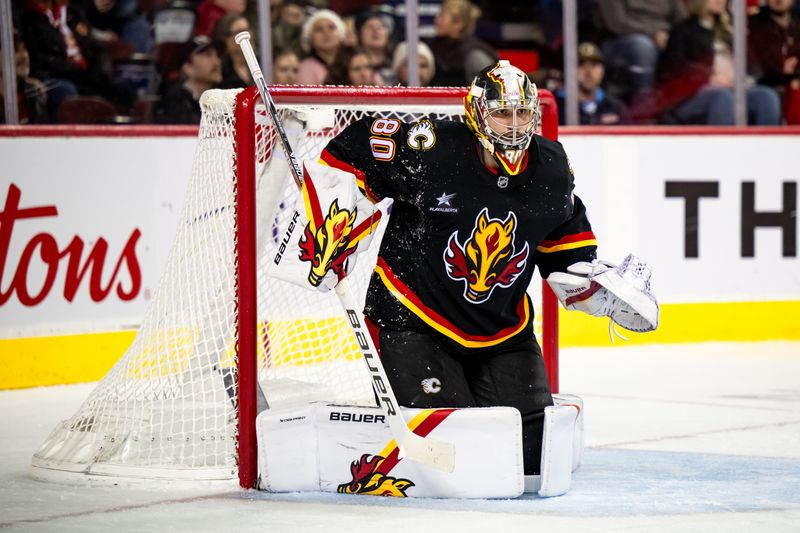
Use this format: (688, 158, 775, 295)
(406, 119, 438, 151)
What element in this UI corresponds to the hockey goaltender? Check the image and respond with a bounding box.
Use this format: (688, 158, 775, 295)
(257, 61, 659, 499)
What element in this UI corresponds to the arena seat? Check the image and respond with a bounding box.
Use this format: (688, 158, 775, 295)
(56, 96, 119, 124)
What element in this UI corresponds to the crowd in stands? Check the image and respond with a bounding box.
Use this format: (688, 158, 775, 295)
(3, 0, 800, 125)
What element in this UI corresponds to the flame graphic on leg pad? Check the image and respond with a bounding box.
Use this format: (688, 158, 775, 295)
(443, 208, 528, 303)
(337, 454, 415, 497)
(298, 198, 358, 287)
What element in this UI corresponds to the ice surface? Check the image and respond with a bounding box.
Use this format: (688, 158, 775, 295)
(1, 341, 798, 532)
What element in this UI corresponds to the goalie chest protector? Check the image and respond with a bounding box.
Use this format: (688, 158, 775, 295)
(321, 118, 597, 351)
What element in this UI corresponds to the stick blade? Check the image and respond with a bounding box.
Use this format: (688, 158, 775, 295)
(401, 433, 456, 473)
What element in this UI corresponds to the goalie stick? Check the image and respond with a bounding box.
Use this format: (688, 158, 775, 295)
(234, 31, 456, 474)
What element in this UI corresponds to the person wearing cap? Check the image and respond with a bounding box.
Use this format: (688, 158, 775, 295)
(155, 36, 223, 124)
(297, 9, 347, 85)
(391, 41, 435, 87)
(556, 42, 631, 126)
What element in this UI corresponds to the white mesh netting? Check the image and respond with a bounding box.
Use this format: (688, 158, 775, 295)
(31, 88, 548, 482)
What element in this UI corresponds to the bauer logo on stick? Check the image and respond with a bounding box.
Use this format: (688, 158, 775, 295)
(444, 208, 529, 303)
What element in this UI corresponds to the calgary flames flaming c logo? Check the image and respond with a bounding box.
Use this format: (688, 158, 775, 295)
(337, 454, 415, 497)
(444, 208, 528, 303)
(299, 199, 358, 287)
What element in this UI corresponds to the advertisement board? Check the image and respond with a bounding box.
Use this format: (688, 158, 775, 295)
(561, 133, 798, 303)
(1, 127, 798, 386)
(1, 135, 194, 338)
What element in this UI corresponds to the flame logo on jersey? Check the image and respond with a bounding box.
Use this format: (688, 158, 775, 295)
(337, 454, 415, 497)
(407, 119, 436, 150)
(299, 199, 358, 287)
(444, 208, 529, 304)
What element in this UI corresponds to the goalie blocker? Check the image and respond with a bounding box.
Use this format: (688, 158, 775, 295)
(256, 395, 583, 499)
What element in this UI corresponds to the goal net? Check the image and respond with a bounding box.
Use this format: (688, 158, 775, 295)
(31, 86, 559, 487)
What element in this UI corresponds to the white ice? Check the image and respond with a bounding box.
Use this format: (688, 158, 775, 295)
(1, 341, 799, 532)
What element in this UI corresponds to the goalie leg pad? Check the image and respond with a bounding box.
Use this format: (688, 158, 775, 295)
(257, 404, 525, 498)
(525, 395, 583, 498)
(553, 393, 584, 472)
(257, 405, 320, 492)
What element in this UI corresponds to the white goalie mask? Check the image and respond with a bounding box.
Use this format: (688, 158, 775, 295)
(465, 61, 541, 175)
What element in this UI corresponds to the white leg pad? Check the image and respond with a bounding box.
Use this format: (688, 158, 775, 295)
(257, 405, 320, 492)
(536, 394, 584, 497)
(257, 403, 526, 498)
(554, 393, 585, 472)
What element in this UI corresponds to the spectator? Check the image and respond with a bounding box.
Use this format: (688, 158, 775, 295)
(19, 0, 136, 117)
(297, 9, 346, 85)
(595, 0, 687, 104)
(268, 0, 282, 25)
(391, 41, 435, 87)
(195, 0, 247, 37)
(324, 46, 378, 85)
(272, 47, 300, 84)
(556, 42, 631, 125)
(342, 15, 359, 48)
(355, 10, 394, 85)
(272, 0, 306, 58)
(213, 13, 253, 89)
(530, 0, 599, 98)
(748, 0, 800, 91)
(81, 0, 154, 54)
(0, 30, 49, 124)
(748, 0, 800, 123)
(154, 35, 222, 123)
(426, 0, 497, 86)
(654, 0, 781, 125)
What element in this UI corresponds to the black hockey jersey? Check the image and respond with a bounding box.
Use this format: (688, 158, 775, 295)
(321, 117, 597, 352)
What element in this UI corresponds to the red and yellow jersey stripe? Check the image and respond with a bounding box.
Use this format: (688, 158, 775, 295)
(536, 231, 597, 253)
(375, 258, 531, 348)
(319, 148, 380, 204)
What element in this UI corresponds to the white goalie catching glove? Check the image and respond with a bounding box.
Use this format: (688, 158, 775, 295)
(547, 254, 659, 332)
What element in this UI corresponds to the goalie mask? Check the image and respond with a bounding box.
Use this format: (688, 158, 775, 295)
(465, 60, 540, 175)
